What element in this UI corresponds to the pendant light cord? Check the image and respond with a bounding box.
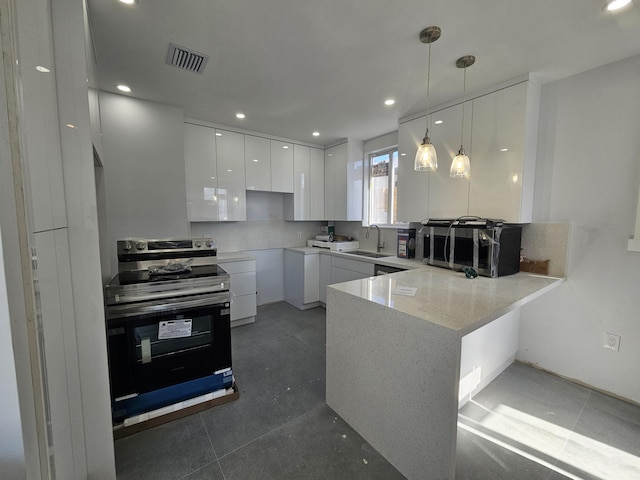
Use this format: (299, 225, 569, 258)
(425, 41, 432, 135)
(460, 66, 467, 149)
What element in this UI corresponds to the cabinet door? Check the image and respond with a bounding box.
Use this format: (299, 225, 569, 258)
(332, 143, 348, 220)
(184, 123, 218, 221)
(469, 82, 528, 222)
(346, 141, 364, 221)
(271, 140, 294, 193)
(428, 103, 471, 219)
(397, 116, 430, 223)
(245, 135, 271, 191)
(324, 143, 349, 220)
(215, 129, 246, 221)
(324, 147, 336, 220)
(331, 266, 352, 284)
(309, 147, 325, 220)
(293, 145, 311, 220)
(319, 254, 332, 303)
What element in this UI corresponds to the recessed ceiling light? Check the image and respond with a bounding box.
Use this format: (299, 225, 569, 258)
(227, 169, 233, 172)
(215, 132, 222, 136)
(253, 159, 259, 162)
(283, 145, 289, 149)
(119, 0, 136, 5)
(66, 123, 77, 129)
(606, 0, 632, 11)
(400, 153, 406, 156)
(384, 99, 395, 106)
(236, 113, 245, 119)
(117, 84, 131, 93)
(500, 148, 509, 152)
(35, 65, 50, 73)
(434, 120, 443, 125)
(312, 131, 320, 137)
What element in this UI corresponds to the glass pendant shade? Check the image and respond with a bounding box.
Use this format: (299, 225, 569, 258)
(414, 135, 437, 171)
(450, 147, 470, 179)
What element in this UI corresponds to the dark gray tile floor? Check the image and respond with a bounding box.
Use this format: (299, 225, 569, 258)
(115, 302, 640, 480)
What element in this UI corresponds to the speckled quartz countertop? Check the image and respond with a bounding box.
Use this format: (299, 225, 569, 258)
(329, 267, 562, 336)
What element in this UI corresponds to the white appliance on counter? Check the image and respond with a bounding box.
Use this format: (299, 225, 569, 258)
(306, 239, 359, 251)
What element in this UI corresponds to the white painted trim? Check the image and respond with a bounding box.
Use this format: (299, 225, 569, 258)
(628, 159, 640, 252)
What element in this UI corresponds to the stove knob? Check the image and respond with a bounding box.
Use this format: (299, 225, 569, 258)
(194, 240, 202, 248)
(136, 241, 146, 251)
(206, 240, 214, 248)
(122, 241, 132, 251)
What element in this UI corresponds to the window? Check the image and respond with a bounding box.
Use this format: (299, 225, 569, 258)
(368, 148, 398, 225)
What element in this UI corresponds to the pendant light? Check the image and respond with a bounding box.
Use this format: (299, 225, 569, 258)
(414, 26, 441, 172)
(450, 55, 475, 179)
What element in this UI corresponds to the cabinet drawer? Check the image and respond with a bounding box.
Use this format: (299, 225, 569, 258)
(331, 257, 375, 276)
(231, 293, 257, 321)
(230, 271, 256, 296)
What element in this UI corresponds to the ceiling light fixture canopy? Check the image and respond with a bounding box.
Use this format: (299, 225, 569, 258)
(450, 55, 475, 179)
(414, 26, 441, 172)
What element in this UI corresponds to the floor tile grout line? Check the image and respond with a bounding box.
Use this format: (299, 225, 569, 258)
(215, 402, 326, 462)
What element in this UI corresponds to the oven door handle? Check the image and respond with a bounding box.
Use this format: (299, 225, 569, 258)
(107, 292, 230, 319)
(109, 284, 228, 305)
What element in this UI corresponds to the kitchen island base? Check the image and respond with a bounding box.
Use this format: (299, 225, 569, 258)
(326, 269, 562, 480)
(326, 289, 460, 480)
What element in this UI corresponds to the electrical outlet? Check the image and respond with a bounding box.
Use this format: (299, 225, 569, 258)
(604, 333, 621, 352)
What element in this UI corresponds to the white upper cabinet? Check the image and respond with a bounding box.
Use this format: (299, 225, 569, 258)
(397, 116, 430, 223)
(428, 102, 472, 219)
(215, 129, 246, 221)
(325, 141, 363, 221)
(397, 78, 540, 224)
(184, 123, 218, 221)
(290, 144, 311, 220)
(309, 147, 325, 220)
(245, 135, 271, 191)
(285, 145, 325, 221)
(469, 80, 540, 223)
(270, 140, 294, 193)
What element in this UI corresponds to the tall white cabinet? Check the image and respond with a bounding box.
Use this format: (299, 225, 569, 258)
(244, 135, 271, 191)
(184, 125, 246, 222)
(324, 141, 363, 221)
(428, 102, 472, 219)
(285, 145, 324, 220)
(216, 129, 247, 221)
(396, 79, 540, 224)
(468, 81, 540, 223)
(270, 140, 294, 193)
(185, 123, 218, 221)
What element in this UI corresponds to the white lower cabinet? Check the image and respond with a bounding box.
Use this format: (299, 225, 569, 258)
(330, 256, 375, 282)
(319, 254, 332, 303)
(285, 252, 374, 309)
(284, 250, 321, 310)
(219, 259, 256, 327)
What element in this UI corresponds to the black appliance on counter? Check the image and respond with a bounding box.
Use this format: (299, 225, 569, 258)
(421, 218, 522, 278)
(104, 238, 232, 423)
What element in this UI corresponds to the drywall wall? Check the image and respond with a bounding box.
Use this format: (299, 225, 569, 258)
(519, 54, 640, 403)
(100, 92, 189, 277)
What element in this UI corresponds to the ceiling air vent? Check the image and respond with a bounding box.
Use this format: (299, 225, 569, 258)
(166, 43, 209, 74)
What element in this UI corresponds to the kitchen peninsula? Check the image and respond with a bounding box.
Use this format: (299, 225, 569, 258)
(325, 268, 562, 480)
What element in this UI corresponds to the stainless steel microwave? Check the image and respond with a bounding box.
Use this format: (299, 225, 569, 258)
(422, 218, 522, 277)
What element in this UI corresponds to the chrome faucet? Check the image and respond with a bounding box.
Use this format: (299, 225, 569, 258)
(366, 224, 385, 253)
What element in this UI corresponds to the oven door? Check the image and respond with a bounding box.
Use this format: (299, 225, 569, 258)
(106, 291, 231, 399)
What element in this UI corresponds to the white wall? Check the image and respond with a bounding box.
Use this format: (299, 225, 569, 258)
(519, 54, 640, 403)
(101, 92, 189, 278)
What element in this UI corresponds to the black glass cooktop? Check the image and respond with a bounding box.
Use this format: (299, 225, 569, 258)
(112, 264, 228, 286)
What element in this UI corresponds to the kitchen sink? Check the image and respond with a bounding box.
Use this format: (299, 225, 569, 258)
(344, 250, 392, 258)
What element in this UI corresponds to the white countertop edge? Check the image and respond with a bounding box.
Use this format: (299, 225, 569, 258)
(216, 252, 256, 263)
(328, 271, 563, 337)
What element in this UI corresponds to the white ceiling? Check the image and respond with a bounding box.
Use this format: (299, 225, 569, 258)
(87, 0, 640, 146)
